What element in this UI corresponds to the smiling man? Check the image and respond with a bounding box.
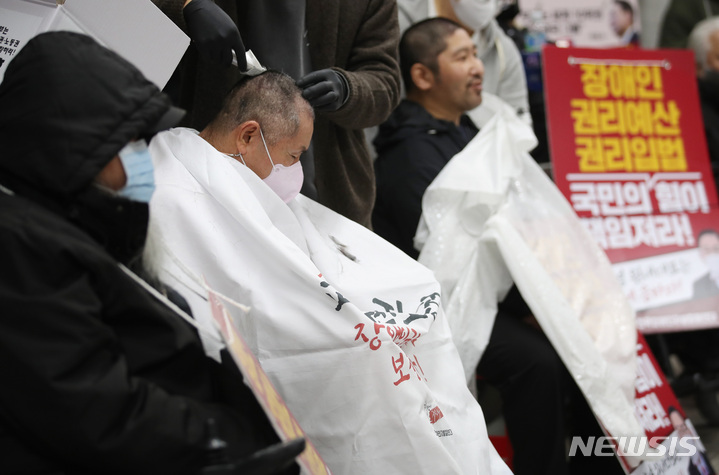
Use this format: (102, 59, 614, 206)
(373, 18, 484, 256)
(372, 18, 617, 475)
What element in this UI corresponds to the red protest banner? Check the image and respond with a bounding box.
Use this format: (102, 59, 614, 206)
(544, 46, 719, 333)
(625, 332, 715, 474)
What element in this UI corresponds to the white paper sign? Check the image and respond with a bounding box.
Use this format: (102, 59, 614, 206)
(0, 2, 46, 82)
(0, 0, 188, 88)
(613, 249, 707, 311)
(518, 0, 642, 48)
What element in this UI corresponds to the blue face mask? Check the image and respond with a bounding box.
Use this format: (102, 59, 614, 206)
(117, 140, 155, 203)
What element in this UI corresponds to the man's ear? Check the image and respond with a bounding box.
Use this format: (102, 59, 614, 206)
(235, 120, 260, 152)
(410, 63, 436, 91)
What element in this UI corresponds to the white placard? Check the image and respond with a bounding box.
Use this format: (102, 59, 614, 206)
(59, 0, 188, 88)
(613, 249, 706, 312)
(0, 1, 48, 82)
(0, 0, 188, 89)
(519, 0, 642, 48)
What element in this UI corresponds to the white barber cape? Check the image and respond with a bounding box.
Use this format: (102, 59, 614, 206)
(148, 128, 512, 475)
(414, 103, 646, 461)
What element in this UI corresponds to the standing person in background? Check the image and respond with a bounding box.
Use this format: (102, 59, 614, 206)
(659, 0, 719, 48)
(658, 17, 719, 419)
(396, 0, 531, 124)
(688, 16, 719, 186)
(152, 0, 401, 228)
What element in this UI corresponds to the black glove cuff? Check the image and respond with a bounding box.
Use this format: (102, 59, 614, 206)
(334, 70, 350, 108)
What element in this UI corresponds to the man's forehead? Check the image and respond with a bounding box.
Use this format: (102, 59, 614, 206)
(442, 29, 474, 53)
(292, 114, 314, 148)
(299, 112, 314, 132)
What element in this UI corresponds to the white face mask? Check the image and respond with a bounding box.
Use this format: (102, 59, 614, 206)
(706, 253, 719, 284)
(239, 128, 304, 203)
(451, 0, 498, 31)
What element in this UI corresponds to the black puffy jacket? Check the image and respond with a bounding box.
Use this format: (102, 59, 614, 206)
(0, 32, 274, 474)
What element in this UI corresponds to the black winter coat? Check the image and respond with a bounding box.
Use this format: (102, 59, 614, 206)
(372, 100, 479, 258)
(699, 72, 719, 189)
(0, 32, 274, 474)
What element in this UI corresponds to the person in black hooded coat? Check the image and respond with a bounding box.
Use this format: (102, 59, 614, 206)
(0, 32, 282, 474)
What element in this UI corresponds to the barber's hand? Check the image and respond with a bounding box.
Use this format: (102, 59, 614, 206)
(296, 69, 349, 112)
(182, 0, 247, 69)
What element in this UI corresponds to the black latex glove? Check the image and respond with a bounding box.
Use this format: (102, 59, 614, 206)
(183, 0, 247, 69)
(296, 69, 349, 112)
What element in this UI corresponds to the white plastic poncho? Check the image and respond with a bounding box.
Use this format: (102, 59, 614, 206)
(147, 128, 512, 475)
(415, 104, 645, 449)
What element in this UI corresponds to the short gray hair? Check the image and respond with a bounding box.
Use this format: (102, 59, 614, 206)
(211, 70, 314, 145)
(688, 17, 719, 73)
